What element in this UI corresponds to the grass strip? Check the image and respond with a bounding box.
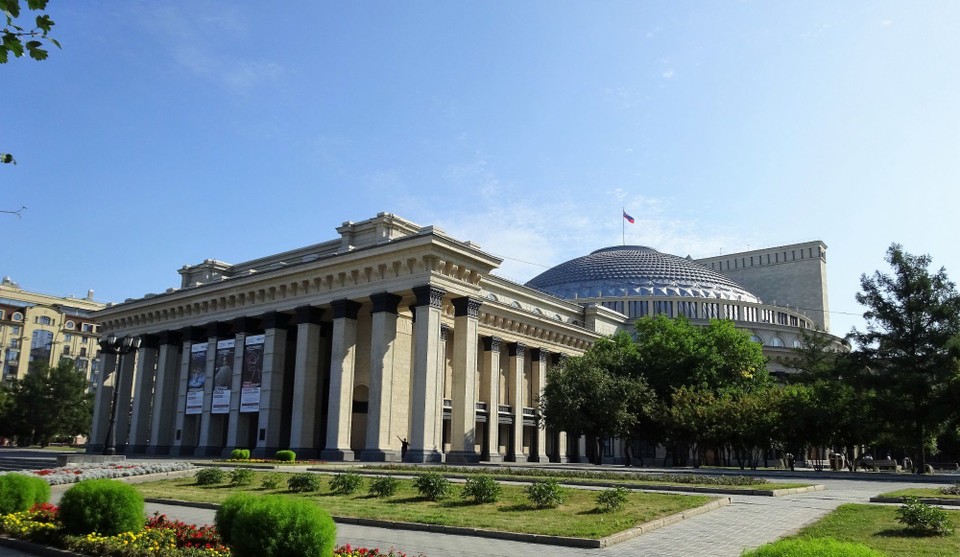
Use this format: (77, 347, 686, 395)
(878, 488, 960, 500)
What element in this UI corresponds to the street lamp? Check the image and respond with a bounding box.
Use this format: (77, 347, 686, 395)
(98, 333, 142, 456)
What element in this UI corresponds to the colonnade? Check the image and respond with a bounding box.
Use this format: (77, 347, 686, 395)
(89, 284, 573, 463)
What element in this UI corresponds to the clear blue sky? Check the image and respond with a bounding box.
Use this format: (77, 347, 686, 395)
(3, 1, 959, 339)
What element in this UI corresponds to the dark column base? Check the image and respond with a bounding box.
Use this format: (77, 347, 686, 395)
(403, 449, 442, 463)
(252, 447, 280, 459)
(359, 449, 401, 462)
(320, 449, 355, 462)
(289, 448, 320, 461)
(145, 445, 171, 456)
(127, 445, 148, 455)
(446, 450, 480, 464)
(85, 444, 104, 454)
(200, 446, 224, 457)
(170, 446, 196, 457)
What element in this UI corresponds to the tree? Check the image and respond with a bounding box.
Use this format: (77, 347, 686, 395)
(1, 0, 58, 63)
(1, 361, 91, 445)
(850, 244, 960, 473)
(541, 332, 655, 465)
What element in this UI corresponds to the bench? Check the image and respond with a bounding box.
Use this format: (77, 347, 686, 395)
(856, 458, 899, 472)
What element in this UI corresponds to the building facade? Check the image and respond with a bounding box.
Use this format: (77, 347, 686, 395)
(91, 213, 842, 462)
(0, 277, 105, 386)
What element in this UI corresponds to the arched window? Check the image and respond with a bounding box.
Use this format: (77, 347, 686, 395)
(38, 316, 52, 326)
(770, 337, 785, 347)
(12, 312, 23, 322)
(750, 335, 763, 344)
(65, 320, 76, 330)
(792, 339, 803, 349)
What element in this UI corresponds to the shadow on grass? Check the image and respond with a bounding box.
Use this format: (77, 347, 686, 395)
(499, 503, 538, 512)
(875, 528, 947, 538)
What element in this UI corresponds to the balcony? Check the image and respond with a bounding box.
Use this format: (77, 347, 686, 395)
(497, 404, 512, 414)
(522, 407, 536, 417)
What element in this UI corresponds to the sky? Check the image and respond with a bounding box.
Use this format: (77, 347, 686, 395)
(3, 1, 959, 340)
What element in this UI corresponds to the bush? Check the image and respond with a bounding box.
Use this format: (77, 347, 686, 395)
(287, 473, 322, 493)
(0, 473, 51, 515)
(941, 483, 960, 496)
(215, 492, 257, 546)
(261, 473, 282, 490)
(461, 475, 502, 504)
(230, 467, 255, 486)
(741, 538, 885, 556)
(58, 479, 145, 536)
(896, 497, 954, 535)
(230, 448, 251, 460)
(275, 449, 297, 462)
(596, 487, 629, 513)
(229, 495, 336, 557)
(195, 467, 226, 486)
(525, 479, 566, 509)
(413, 472, 451, 501)
(329, 472, 363, 495)
(368, 476, 399, 499)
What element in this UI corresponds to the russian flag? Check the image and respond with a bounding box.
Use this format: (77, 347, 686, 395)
(623, 210, 635, 224)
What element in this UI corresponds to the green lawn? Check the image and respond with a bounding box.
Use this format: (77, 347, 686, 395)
(786, 504, 960, 556)
(134, 472, 715, 539)
(879, 488, 960, 500)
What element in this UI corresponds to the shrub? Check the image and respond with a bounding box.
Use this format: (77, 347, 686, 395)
(525, 479, 566, 509)
(0, 473, 51, 514)
(896, 497, 954, 535)
(596, 487, 629, 513)
(230, 495, 336, 557)
(741, 538, 885, 556)
(58, 479, 145, 536)
(215, 493, 257, 546)
(461, 475, 502, 504)
(195, 467, 226, 485)
(413, 472, 451, 501)
(288, 473, 322, 493)
(230, 467, 255, 486)
(941, 483, 960, 496)
(368, 476, 399, 498)
(275, 449, 297, 462)
(329, 472, 363, 495)
(230, 448, 251, 460)
(261, 473, 282, 490)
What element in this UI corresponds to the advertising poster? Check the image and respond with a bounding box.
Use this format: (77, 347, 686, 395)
(186, 342, 208, 415)
(240, 334, 264, 413)
(211, 339, 235, 414)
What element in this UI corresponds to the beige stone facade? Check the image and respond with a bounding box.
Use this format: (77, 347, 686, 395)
(0, 277, 104, 386)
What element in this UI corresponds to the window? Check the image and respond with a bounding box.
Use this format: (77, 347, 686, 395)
(80, 347, 87, 357)
(9, 339, 19, 349)
(750, 335, 763, 344)
(63, 333, 73, 343)
(37, 316, 52, 326)
(12, 312, 23, 322)
(792, 339, 803, 349)
(62, 345, 71, 356)
(81, 323, 95, 333)
(65, 320, 76, 330)
(770, 337, 785, 347)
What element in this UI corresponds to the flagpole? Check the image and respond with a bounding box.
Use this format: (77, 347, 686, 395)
(622, 207, 625, 245)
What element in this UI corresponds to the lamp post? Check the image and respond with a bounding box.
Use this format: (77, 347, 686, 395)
(98, 333, 142, 456)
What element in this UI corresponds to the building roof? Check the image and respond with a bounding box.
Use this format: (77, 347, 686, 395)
(525, 245, 762, 303)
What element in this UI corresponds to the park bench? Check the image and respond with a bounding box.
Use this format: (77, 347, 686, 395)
(856, 458, 899, 472)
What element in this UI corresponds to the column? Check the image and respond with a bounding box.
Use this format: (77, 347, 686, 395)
(171, 329, 198, 457)
(530, 348, 549, 463)
(254, 312, 289, 458)
(87, 349, 115, 454)
(321, 299, 361, 461)
(225, 317, 258, 454)
(147, 332, 182, 455)
(290, 306, 324, 459)
(405, 285, 445, 463)
(552, 352, 569, 463)
(127, 336, 159, 454)
(447, 296, 482, 463)
(198, 322, 229, 456)
(507, 342, 526, 462)
(361, 292, 402, 461)
(113, 347, 137, 452)
(480, 336, 502, 462)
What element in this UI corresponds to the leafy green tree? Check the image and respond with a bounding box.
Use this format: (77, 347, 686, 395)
(850, 244, 960, 473)
(541, 332, 655, 465)
(3, 361, 91, 445)
(1, 0, 58, 63)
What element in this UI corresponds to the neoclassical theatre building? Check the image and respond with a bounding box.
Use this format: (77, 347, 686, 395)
(91, 213, 841, 462)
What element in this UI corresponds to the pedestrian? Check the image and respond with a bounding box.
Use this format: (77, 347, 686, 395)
(397, 436, 409, 459)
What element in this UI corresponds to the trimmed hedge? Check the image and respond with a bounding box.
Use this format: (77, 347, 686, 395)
(195, 467, 226, 485)
(215, 493, 257, 546)
(741, 538, 885, 557)
(230, 448, 251, 460)
(275, 450, 297, 462)
(228, 495, 336, 557)
(0, 473, 51, 514)
(58, 479, 145, 536)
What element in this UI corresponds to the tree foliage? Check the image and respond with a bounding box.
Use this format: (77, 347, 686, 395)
(0, 360, 92, 445)
(849, 243, 960, 472)
(1, 0, 59, 63)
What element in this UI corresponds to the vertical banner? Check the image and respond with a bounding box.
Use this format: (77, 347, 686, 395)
(211, 339, 235, 414)
(240, 334, 264, 413)
(186, 342, 208, 415)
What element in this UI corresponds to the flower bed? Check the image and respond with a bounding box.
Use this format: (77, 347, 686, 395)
(1, 504, 422, 556)
(0, 462, 195, 485)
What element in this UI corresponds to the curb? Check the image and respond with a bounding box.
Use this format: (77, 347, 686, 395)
(0, 536, 84, 557)
(870, 496, 960, 506)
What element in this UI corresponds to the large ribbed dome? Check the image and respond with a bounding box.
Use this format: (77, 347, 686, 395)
(525, 246, 761, 303)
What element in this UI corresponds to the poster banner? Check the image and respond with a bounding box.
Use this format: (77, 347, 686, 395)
(211, 339, 235, 414)
(240, 334, 264, 413)
(186, 342, 208, 415)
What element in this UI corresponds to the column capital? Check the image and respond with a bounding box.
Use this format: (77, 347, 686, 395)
(530, 348, 549, 362)
(157, 330, 182, 346)
(552, 352, 567, 366)
(181, 326, 207, 343)
(261, 311, 291, 330)
(452, 296, 483, 318)
(412, 285, 446, 309)
(482, 336, 503, 352)
(205, 321, 232, 339)
(507, 342, 527, 357)
(140, 334, 161, 350)
(295, 305, 325, 326)
(232, 316, 261, 335)
(440, 323, 451, 341)
(370, 292, 403, 315)
(331, 299, 362, 320)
